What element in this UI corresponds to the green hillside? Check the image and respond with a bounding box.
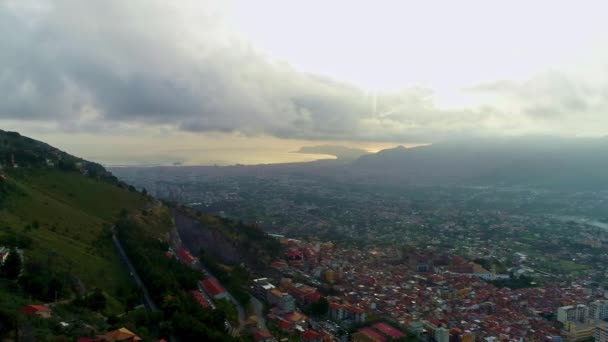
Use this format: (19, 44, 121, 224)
(0, 169, 146, 292)
(0, 130, 154, 337)
(0, 131, 236, 341)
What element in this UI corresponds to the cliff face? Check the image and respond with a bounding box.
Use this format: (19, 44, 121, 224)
(173, 209, 241, 264)
(171, 208, 282, 271)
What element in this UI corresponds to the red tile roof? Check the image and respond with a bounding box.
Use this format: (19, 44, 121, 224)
(190, 290, 210, 308)
(303, 291, 322, 303)
(347, 305, 365, 314)
(271, 261, 288, 268)
(278, 319, 294, 331)
(253, 331, 273, 341)
(372, 322, 406, 339)
(20, 305, 51, 315)
(201, 278, 225, 297)
(177, 249, 196, 265)
(358, 327, 387, 342)
(301, 330, 323, 341)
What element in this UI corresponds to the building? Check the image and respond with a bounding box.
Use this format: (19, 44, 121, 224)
(102, 327, 142, 341)
(190, 290, 211, 309)
(329, 303, 345, 321)
(557, 305, 588, 324)
(562, 322, 595, 342)
(20, 305, 52, 319)
(200, 279, 227, 300)
(371, 322, 406, 340)
(595, 323, 608, 342)
(588, 300, 608, 321)
(461, 331, 474, 342)
(252, 278, 276, 300)
(176, 249, 196, 265)
(435, 327, 450, 342)
(353, 327, 387, 342)
(329, 303, 366, 324)
(267, 288, 296, 314)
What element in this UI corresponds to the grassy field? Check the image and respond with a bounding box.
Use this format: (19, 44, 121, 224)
(0, 169, 148, 309)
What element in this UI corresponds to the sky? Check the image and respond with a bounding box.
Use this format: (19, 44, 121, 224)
(1, 0, 608, 165)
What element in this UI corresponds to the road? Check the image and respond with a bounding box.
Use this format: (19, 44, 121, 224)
(111, 231, 158, 312)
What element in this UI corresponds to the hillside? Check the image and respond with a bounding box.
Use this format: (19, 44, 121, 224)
(0, 130, 262, 340)
(0, 131, 157, 337)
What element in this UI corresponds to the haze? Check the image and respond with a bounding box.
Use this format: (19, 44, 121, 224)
(2, 0, 608, 165)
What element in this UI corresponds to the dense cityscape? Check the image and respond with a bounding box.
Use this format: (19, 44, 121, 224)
(111, 166, 608, 342)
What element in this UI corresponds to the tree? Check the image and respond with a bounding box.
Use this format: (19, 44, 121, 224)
(86, 288, 107, 311)
(1, 248, 21, 279)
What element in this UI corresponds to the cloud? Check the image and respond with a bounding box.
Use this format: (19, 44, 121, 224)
(1, 0, 607, 143)
(470, 73, 608, 135)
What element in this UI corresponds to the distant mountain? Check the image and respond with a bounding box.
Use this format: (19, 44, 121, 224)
(353, 137, 608, 190)
(294, 145, 370, 160)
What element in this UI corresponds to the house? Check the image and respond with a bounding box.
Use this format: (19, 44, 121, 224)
(102, 327, 142, 341)
(253, 277, 276, 300)
(277, 319, 294, 333)
(329, 302, 367, 323)
(190, 290, 210, 309)
(330, 303, 346, 321)
(201, 278, 227, 300)
(267, 288, 296, 313)
(20, 305, 52, 319)
(353, 327, 387, 342)
(271, 261, 288, 270)
(371, 322, 406, 340)
(282, 310, 308, 325)
(176, 249, 196, 265)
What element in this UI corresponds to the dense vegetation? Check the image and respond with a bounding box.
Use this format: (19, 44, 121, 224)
(116, 212, 234, 341)
(0, 130, 157, 339)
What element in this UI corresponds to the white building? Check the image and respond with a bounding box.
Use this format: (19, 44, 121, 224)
(557, 305, 588, 324)
(589, 300, 608, 322)
(595, 323, 608, 342)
